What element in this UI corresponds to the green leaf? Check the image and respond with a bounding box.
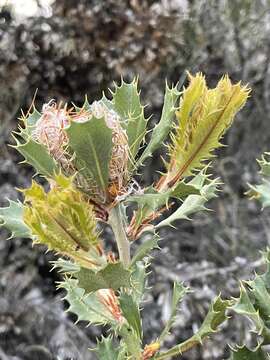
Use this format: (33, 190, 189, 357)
(230, 346, 267, 360)
(158, 282, 189, 342)
(126, 181, 200, 235)
(130, 234, 160, 267)
(198, 295, 231, 336)
(248, 154, 270, 208)
(119, 324, 142, 360)
(23, 176, 105, 269)
(231, 283, 270, 343)
(127, 182, 200, 212)
(93, 336, 125, 360)
(76, 262, 131, 293)
(0, 200, 31, 239)
(154, 295, 230, 359)
(66, 116, 113, 197)
(112, 78, 147, 165)
(60, 278, 119, 325)
(167, 73, 249, 180)
(246, 276, 270, 322)
(13, 137, 59, 178)
(24, 108, 41, 128)
(130, 261, 147, 305)
(119, 293, 142, 340)
(137, 83, 180, 166)
(229, 249, 270, 354)
(51, 258, 80, 274)
(156, 172, 220, 228)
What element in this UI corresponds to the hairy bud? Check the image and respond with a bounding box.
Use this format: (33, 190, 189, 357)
(32, 100, 129, 205)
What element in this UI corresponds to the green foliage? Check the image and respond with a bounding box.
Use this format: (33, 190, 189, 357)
(130, 261, 147, 304)
(156, 170, 220, 228)
(138, 83, 180, 166)
(130, 235, 160, 266)
(76, 262, 131, 293)
(0, 73, 253, 360)
(0, 200, 31, 239)
(119, 293, 142, 340)
(158, 282, 189, 342)
(23, 175, 106, 269)
(12, 109, 59, 177)
(93, 336, 125, 360)
(112, 78, 148, 166)
(248, 153, 270, 208)
(66, 116, 113, 200)
(230, 346, 267, 359)
(127, 181, 200, 211)
(13, 137, 59, 177)
(230, 250, 270, 356)
(60, 278, 119, 326)
(157, 73, 250, 191)
(155, 296, 231, 359)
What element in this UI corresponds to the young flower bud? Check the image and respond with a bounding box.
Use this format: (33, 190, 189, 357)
(32, 100, 129, 205)
(22, 174, 107, 269)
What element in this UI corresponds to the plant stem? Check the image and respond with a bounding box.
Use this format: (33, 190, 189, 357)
(154, 334, 200, 359)
(108, 204, 130, 267)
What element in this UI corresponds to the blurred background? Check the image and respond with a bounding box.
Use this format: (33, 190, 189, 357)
(0, 0, 270, 359)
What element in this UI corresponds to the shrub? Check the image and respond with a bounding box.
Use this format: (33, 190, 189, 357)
(2, 73, 268, 359)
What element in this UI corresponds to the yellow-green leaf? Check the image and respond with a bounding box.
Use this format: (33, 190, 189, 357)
(164, 72, 250, 187)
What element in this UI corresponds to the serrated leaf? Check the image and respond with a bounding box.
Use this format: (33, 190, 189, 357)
(154, 295, 230, 359)
(199, 295, 231, 335)
(51, 258, 80, 274)
(119, 293, 142, 340)
(130, 261, 147, 304)
(230, 346, 267, 360)
(158, 282, 189, 342)
(94, 336, 125, 360)
(127, 181, 200, 236)
(66, 117, 113, 197)
(156, 172, 219, 228)
(0, 200, 31, 239)
(246, 276, 270, 322)
(60, 278, 118, 325)
(13, 137, 58, 177)
(119, 324, 142, 359)
(231, 281, 270, 344)
(138, 83, 180, 166)
(248, 154, 270, 208)
(127, 182, 200, 212)
(130, 234, 160, 267)
(75, 262, 131, 293)
(23, 175, 106, 269)
(24, 108, 41, 127)
(230, 253, 270, 345)
(112, 79, 148, 165)
(163, 72, 249, 187)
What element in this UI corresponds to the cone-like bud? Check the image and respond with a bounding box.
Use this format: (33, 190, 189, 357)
(31, 100, 129, 204)
(22, 174, 107, 269)
(157, 72, 250, 190)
